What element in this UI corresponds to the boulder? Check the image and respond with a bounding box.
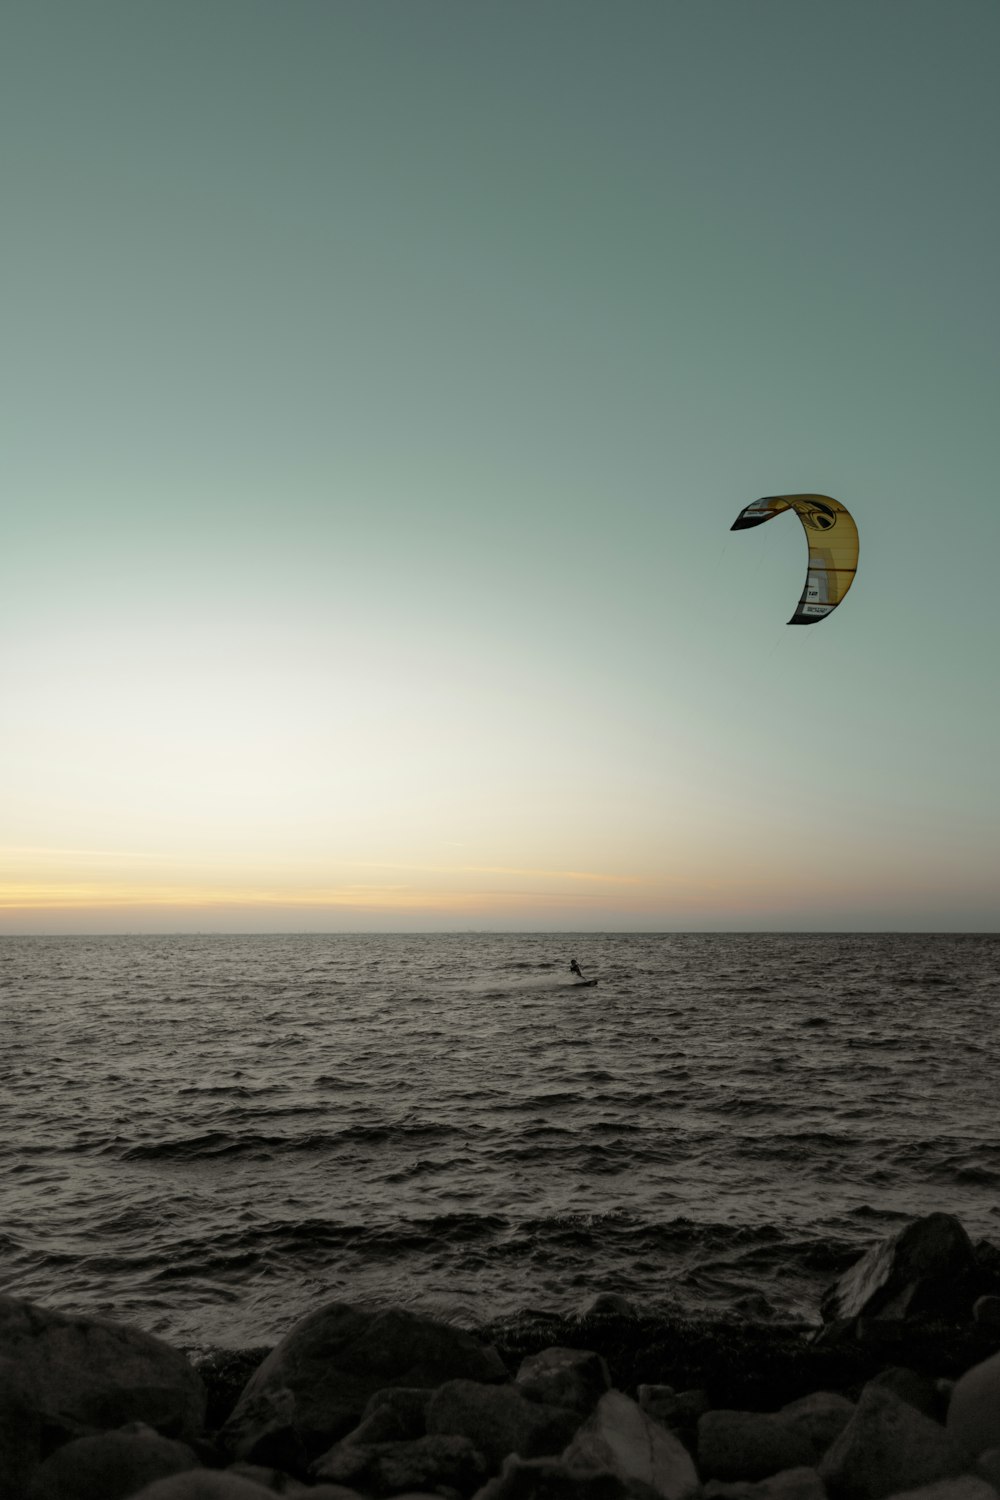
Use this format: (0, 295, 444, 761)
(703, 1468, 828, 1500)
(819, 1215, 982, 1324)
(0, 1353, 43, 1496)
(699, 1413, 821, 1482)
(221, 1302, 505, 1463)
(779, 1393, 856, 1457)
(946, 1350, 1000, 1459)
(698, 1394, 854, 1482)
(818, 1384, 966, 1500)
(26, 1422, 199, 1499)
(427, 1380, 581, 1468)
(473, 1452, 648, 1500)
(312, 1432, 487, 1495)
(515, 1348, 611, 1415)
(563, 1390, 700, 1500)
(0, 1295, 205, 1445)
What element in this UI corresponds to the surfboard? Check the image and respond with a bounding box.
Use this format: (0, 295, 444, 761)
(566, 979, 598, 988)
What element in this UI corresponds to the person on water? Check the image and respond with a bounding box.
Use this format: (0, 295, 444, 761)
(570, 959, 584, 979)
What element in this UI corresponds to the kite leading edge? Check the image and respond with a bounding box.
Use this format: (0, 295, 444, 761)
(730, 494, 859, 624)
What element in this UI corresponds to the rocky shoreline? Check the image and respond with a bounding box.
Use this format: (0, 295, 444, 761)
(3, 1212, 1000, 1499)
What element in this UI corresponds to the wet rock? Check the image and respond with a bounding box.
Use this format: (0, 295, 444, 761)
(313, 1432, 487, 1495)
(427, 1380, 581, 1468)
(703, 1467, 828, 1500)
(576, 1293, 640, 1320)
(473, 1453, 645, 1500)
(563, 1389, 700, 1500)
(0, 1296, 207, 1445)
(818, 1384, 966, 1500)
(514, 1348, 611, 1415)
(26, 1422, 199, 1499)
(222, 1302, 505, 1463)
(0, 1353, 43, 1496)
(946, 1349, 1000, 1460)
(819, 1215, 982, 1325)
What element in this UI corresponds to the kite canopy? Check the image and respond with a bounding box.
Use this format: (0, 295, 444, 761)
(730, 494, 859, 624)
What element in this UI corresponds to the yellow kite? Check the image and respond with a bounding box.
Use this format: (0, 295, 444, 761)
(730, 494, 859, 624)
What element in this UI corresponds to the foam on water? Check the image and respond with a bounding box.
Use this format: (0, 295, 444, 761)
(1, 932, 998, 1346)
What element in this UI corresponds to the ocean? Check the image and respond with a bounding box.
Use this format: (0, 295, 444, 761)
(2, 932, 998, 1350)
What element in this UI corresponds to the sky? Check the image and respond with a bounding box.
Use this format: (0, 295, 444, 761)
(2, 0, 998, 934)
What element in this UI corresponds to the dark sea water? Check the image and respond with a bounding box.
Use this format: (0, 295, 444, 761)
(2, 932, 998, 1349)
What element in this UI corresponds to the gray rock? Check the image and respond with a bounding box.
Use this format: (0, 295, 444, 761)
(0, 1295, 206, 1444)
(699, 1396, 852, 1483)
(880, 1481, 998, 1500)
(219, 1383, 305, 1476)
(866, 1368, 941, 1420)
(779, 1394, 856, 1458)
(473, 1452, 648, 1500)
(427, 1380, 581, 1469)
(703, 1467, 827, 1500)
(946, 1350, 1000, 1460)
(818, 1385, 966, 1500)
(26, 1422, 199, 1499)
(638, 1385, 677, 1425)
(224, 1462, 313, 1494)
(971, 1297, 1000, 1333)
(344, 1387, 431, 1444)
(515, 1349, 611, 1415)
(308, 1489, 369, 1500)
(974, 1448, 1000, 1490)
(312, 1432, 487, 1495)
(130, 1475, 279, 1499)
(819, 1214, 981, 1324)
(0, 1353, 43, 1497)
(699, 1412, 823, 1483)
(221, 1302, 505, 1463)
(563, 1389, 700, 1500)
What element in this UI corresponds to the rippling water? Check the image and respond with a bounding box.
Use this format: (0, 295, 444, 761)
(2, 932, 998, 1347)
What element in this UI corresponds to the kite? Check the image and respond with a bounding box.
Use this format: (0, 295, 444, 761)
(730, 494, 859, 624)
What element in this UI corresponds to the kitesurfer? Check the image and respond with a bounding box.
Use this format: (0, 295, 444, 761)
(570, 959, 584, 979)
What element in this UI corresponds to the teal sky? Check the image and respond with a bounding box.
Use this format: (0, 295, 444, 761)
(3, 0, 998, 932)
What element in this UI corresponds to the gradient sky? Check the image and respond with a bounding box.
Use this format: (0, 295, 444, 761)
(3, 0, 998, 933)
